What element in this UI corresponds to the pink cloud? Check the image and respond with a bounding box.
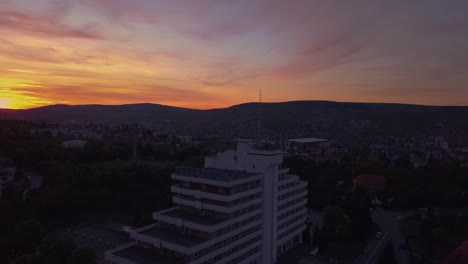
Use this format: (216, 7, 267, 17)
(0, 10, 101, 39)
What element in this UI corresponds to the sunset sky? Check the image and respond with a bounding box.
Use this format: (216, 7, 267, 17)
(1, 0, 468, 109)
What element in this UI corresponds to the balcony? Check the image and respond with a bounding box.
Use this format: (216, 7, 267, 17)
(171, 185, 262, 202)
(154, 207, 262, 234)
(278, 199, 307, 214)
(217, 240, 261, 264)
(278, 181, 308, 196)
(171, 167, 262, 187)
(131, 219, 261, 256)
(278, 207, 307, 226)
(130, 224, 207, 254)
(189, 230, 261, 264)
(172, 195, 262, 214)
(279, 174, 298, 183)
(278, 222, 307, 245)
(105, 241, 184, 264)
(278, 190, 307, 206)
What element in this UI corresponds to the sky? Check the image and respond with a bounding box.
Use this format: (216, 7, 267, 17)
(1, 0, 468, 109)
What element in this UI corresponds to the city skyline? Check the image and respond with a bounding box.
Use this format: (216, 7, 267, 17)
(1, 0, 468, 109)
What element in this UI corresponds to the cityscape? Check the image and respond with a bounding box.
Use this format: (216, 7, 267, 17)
(1, 1, 468, 264)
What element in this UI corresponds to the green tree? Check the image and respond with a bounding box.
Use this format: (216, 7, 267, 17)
(66, 247, 97, 264)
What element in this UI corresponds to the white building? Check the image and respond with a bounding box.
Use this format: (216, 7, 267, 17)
(62, 139, 87, 149)
(105, 140, 308, 264)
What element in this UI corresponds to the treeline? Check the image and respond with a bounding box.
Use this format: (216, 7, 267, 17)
(0, 120, 207, 263)
(10, 219, 97, 264)
(285, 154, 468, 210)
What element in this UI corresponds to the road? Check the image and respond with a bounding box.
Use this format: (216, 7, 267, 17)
(307, 209, 411, 264)
(353, 232, 388, 264)
(372, 209, 411, 264)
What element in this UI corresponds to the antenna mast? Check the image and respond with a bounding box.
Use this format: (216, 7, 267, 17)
(258, 88, 262, 142)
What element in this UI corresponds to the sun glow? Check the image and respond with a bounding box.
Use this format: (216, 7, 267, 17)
(0, 98, 9, 109)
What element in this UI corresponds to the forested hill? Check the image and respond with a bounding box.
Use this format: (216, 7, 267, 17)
(2, 101, 468, 138)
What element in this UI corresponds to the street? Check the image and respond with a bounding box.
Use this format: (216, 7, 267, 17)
(306, 209, 411, 264)
(372, 209, 411, 264)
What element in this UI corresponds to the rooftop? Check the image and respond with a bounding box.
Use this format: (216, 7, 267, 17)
(140, 224, 207, 247)
(114, 245, 184, 264)
(174, 166, 258, 182)
(288, 138, 329, 144)
(354, 174, 386, 187)
(63, 223, 133, 256)
(162, 208, 224, 226)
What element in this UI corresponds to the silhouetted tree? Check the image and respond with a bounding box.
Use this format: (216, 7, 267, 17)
(40, 234, 76, 264)
(66, 247, 97, 264)
(323, 206, 347, 237)
(378, 242, 396, 264)
(11, 253, 41, 264)
(14, 219, 46, 255)
(312, 224, 321, 246)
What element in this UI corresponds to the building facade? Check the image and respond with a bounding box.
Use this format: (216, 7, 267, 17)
(106, 140, 308, 264)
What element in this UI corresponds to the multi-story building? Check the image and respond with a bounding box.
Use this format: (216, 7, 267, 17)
(106, 140, 308, 264)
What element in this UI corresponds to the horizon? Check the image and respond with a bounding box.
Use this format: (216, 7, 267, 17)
(2, 99, 468, 112)
(1, 1, 468, 109)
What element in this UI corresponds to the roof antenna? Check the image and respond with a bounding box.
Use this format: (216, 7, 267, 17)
(258, 88, 262, 142)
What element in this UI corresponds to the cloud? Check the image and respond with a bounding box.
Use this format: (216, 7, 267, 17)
(2, 0, 468, 107)
(8, 83, 218, 108)
(0, 10, 102, 39)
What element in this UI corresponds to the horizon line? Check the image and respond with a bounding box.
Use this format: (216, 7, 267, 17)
(2, 99, 468, 111)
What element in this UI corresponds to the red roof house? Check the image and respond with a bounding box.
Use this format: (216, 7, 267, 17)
(353, 174, 386, 190)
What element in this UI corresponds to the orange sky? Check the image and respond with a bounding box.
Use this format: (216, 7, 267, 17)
(1, 0, 468, 109)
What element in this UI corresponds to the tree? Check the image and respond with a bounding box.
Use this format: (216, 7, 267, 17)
(302, 222, 312, 244)
(312, 224, 321, 246)
(66, 247, 97, 264)
(40, 235, 76, 264)
(11, 253, 41, 264)
(323, 206, 347, 236)
(378, 242, 396, 264)
(14, 219, 46, 255)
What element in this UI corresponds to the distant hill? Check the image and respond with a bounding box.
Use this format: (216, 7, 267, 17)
(0, 103, 198, 123)
(2, 101, 468, 138)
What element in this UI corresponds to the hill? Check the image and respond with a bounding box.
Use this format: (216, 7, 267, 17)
(1, 101, 468, 139)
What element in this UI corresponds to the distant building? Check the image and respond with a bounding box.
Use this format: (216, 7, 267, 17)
(0, 158, 15, 196)
(106, 140, 308, 264)
(435, 136, 449, 151)
(62, 140, 87, 149)
(353, 174, 385, 192)
(287, 138, 329, 158)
